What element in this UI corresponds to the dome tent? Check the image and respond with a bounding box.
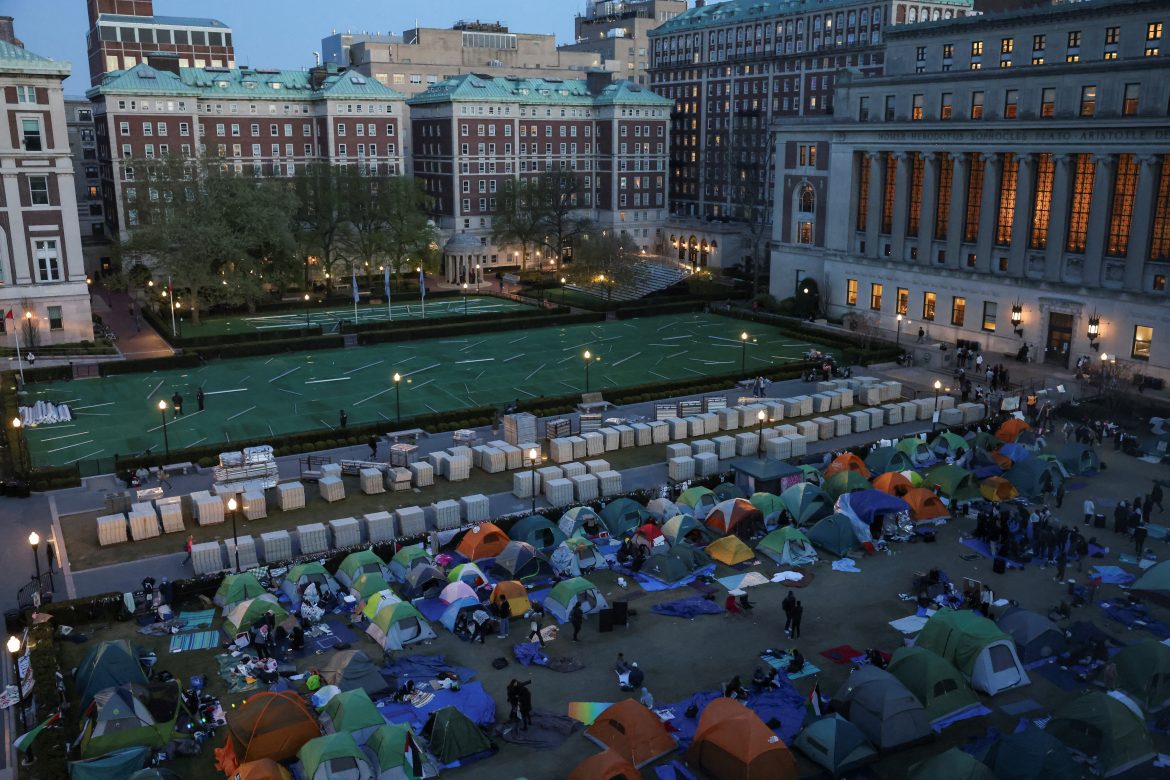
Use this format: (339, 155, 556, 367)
(756, 527, 817, 566)
(215, 573, 267, 608)
(585, 699, 678, 768)
(447, 562, 489, 588)
(915, 609, 1030, 696)
(832, 666, 930, 751)
(361, 590, 402, 622)
(706, 535, 754, 566)
(491, 541, 554, 582)
(705, 498, 763, 537)
(336, 550, 388, 590)
(806, 513, 861, 558)
(75, 639, 148, 709)
(454, 522, 510, 561)
(364, 723, 439, 780)
(865, 446, 916, 474)
(567, 748, 640, 780)
(508, 515, 567, 550)
(824, 452, 871, 479)
(907, 748, 996, 780)
(792, 714, 876, 777)
(234, 759, 293, 780)
(439, 597, 481, 634)
(320, 688, 384, 746)
(489, 580, 531, 618)
(213, 690, 320, 776)
(79, 681, 192, 759)
(887, 646, 980, 725)
(387, 546, 432, 583)
(872, 471, 913, 498)
(779, 483, 831, 526)
(822, 470, 871, 501)
(320, 650, 390, 697)
(544, 577, 609, 623)
(748, 492, 785, 524)
(1046, 692, 1155, 777)
(661, 513, 718, 547)
(600, 498, 653, 536)
(1114, 640, 1170, 713)
(298, 733, 374, 780)
(676, 486, 717, 516)
(351, 572, 392, 600)
(902, 487, 950, 522)
(686, 697, 797, 780)
(550, 537, 605, 576)
(438, 580, 478, 605)
(420, 707, 494, 765)
(399, 563, 446, 600)
(996, 607, 1067, 664)
(641, 545, 711, 584)
(558, 506, 607, 538)
(976, 722, 1085, 780)
(279, 563, 341, 607)
(712, 481, 745, 501)
(223, 595, 290, 637)
(923, 464, 981, 501)
(366, 602, 437, 652)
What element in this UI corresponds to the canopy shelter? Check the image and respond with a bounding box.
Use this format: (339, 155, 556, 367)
(832, 666, 931, 751)
(550, 537, 605, 577)
(902, 488, 950, 523)
(454, 523, 510, 561)
(756, 527, 817, 566)
(399, 563, 446, 601)
(223, 595, 290, 638)
(388, 546, 432, 583)
(980, 476, 1019, 502)
(298, 733, 374, 780)
(320, 688, 385, 746)
(420, 707, 493, 766)
(584, 699, 678, 769)
(706, 535, 755, 566)
(508, 515, 567, 551)
(661, 514, 718, 547)
(824, 452, 871, 480)
(705, 498, 763, 537)
(916, 609, 1030, 695)
(365, 723, 439, 780)
(75, 640, 148, 709)
(996, 607, 1067, 664)
(213, 690, 320, 776)
(728, 458, 804, 496)
(559, 506, 607, 539)
(779, 483, 832, 526)
(792, 714, 876, 777)
(887, 646, 980, 725)
(544, 577, 608, 623)
(1114, 640, 1170, 713)
(336, 550, 387, 590)
(446, 562, 489, 588)
(907, 748, 996, 780)
(807, 513, 862, 558)
(930, 432, 971, 459)
(872, 471, 913, 498)
(215, 573, 267, 609)
(865, 446, 917, 475)
(686, 697, 797, 780)
(1046, 692, 1155, 778)
(923, 465, 981, 501)
(320, 650, 391, 697)
(366, 602, 437, 652)
(823, 470, 871, 501)
(600, 498, 653, 536)
(489, 580, 531, 618)
(280, 563, 341, 608)
(491, 541, 554, 582)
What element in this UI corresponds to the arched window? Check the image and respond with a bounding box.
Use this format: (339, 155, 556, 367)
(799, 183, 816, 214)
(908, 7, 917, 22)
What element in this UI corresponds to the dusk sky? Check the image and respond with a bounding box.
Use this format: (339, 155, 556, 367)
(8, 0, 589, 94)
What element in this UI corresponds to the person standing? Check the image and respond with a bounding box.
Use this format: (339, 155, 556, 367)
(527, 606, 545, 646)
(1153, 482, 1165, 514)
(1055, 481, 1065, 509)
(471, 607, 491, 644)
(495, 596, 511, 639)
(515, 679, 533, 730)
(339, 409, 348, 429)
(917, 326, 925, 343)
(1083, 498, 1095, 526)
(171, 391, 183, 416)
(790, 601, 804, 639)
(1134, 520, 1149, 557)
(1055, 548, 1067, 583)
(368, 435, 378, 460)
(570, 603, 584, 642)
(196, 387, 205, 412)
(782, 590, 796, 637)
(182, 534, 194, 564)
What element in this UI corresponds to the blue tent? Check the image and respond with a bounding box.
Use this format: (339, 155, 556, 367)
(999, 443, 1033, 463)
(969, 449, 1005, 479)
(835, 490, 911, 543)
(439, 597, 482, 633)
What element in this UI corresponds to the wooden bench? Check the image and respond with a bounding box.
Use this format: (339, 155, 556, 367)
(578, 392, 611, 414)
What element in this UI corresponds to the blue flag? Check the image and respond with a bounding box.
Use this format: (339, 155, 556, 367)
(419, 267, 425, 299)
(383, 265, 391, 299)
(351, 268, 359, 304)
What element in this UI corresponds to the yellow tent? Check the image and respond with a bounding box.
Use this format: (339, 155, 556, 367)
(707, 535, 755, 566)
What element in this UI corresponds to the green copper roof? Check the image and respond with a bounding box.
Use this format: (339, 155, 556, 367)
(0, 40, 71, 76)
(87, 63, 405, 101)
(651, 0, 972, 36)
(407, 74, 670, 108)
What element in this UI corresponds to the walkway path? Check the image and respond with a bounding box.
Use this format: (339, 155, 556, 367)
(93, 287, 173, 360)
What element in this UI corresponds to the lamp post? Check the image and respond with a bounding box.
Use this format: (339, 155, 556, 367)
(227, 497, 240, 572)
(932, 379, 942, 430)
(7, 635, 25, 734)
(462, 282, 469, 315)
(476, 263, 482, 292)
(528, 446, 539, 514)
(896, 314, 907, 347)
(157, 400, 169, 458)
(393, 372, 402, 422)
(304, 293, 311, 328)
(11, 417, 26, 475)
(757, 409, 767, 458)
(1087, 311, 1102, 351)
(740, 331, 749, 374)
(583, 350, 600, 393)
(28, 532, 41, 588)
(560, 276, 567, 306)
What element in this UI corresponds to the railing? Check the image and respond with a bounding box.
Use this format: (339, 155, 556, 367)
(15, 572, 53, 611)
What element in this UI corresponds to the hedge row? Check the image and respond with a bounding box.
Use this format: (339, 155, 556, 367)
(141, 306, 323, 348)
(355, 310, 604, 346)
(344, 304, 570, 336)
(720, 308, 901, 365)
(615, 299, 707, 319)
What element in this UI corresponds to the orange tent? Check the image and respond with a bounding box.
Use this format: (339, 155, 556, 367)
(996, 418, 1031, 443)
(873, 472, 913, 497)
(455, 522, 510, 560)
(490, 579, 532, 617)
(568, 748, 642, 780)
(980, 476, 1019, 502)
(824, 452, 872, 480)
(236, 759, 292, 780)
(585, 699, 677, 768)
(686, 697, 797, 780)
(903, 487, 950, 521)
(214, 691, 320, 776)
(705, 499, 763, 536)
(991, 450, 1014, 469)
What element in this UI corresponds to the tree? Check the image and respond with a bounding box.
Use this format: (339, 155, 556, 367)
(534, 171, 593, 268)
(568, 231, 644, 301)
(293, 163, 350, 288)
(377, 177, 439, 283)
(491, 177, 545, 270)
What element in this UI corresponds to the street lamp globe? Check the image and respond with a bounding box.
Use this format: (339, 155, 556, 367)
(158, 400, 167, 412)
(528, 447, 538, 462)
(227, 497, 238, 512)
(757, 410, 767, 422)
(583, 350, 591, 361)
(11, 417, 20, 430)
(28, 531, 38, 547)
(6, 636, 18, 655)
(393, 372, 401, 383)
(740, 331, 748, 342)
(933, 380, 942, 390)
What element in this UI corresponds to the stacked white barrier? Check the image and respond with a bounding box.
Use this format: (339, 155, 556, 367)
(597, 470, 623, 497)
(225, 536, 259, 570)
(297, 523, 329, 555)
(397, 507, 426, 537)
(461, 495, 490, 523)
(276, 482, 306, 511)
(260, 530, 291, 562)
(360, 468, 385, 495)
(365, 511, 396, 543)
(318, 476, 346, 503)
(694, 452, 720, 477)
(410, 462, 434, 487)
(128, 503, 160, 541)
(329, 517, 361, 548)
(96, 513, 127, 546)
(570, 474, 599, 502)
(432, 500, 461, 531)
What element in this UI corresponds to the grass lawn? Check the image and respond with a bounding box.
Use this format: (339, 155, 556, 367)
(24, 313, 833, 470)
(161, 295, 534, 338)
(522, 286, 615, 311)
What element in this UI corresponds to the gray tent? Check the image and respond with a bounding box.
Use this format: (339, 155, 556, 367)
(996, 607, 1067, 663)
(806, 513, 860, 557)
(833, 666, 931, 751)
(978, 723, 1087, 780)
(319, 650, 390, 697)
(793, 714, 876, 776)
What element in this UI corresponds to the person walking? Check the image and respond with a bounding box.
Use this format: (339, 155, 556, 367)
(196, 387, 205, 412)
(1134, 520, 1149, 557)
(527, 606, 546, 646)
(1055, 481, 1065, 509)
(339, 409, 348, 429)
(569, 603, 584, 642)
(368, 435, 378, 460)
(1083, 498, 1095, 526)
(516, 680, 533, 730)
(917, 327, 925, 343)
(495, 596, 511, 639)
(782, 590, 796, 637)
(171, 391, 183, 416)
(182, 534, 194, 564)
(1153, 482, 1165, 514)
(790, 601, 804, 639)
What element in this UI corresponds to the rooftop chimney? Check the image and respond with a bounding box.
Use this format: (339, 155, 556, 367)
(0, 16, 23, 47)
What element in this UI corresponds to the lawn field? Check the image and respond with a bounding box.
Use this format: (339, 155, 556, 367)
(23, 313, 832, 468)
(162, 294, 533, 337)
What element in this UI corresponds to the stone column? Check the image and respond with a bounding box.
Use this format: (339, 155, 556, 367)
(945, 152, 969, 268)
(2, 173, 31, 285)
(1082, 154, 1116, 287)
(1044, 153, 1072, 283)
(865, 152, 882, 259)
(890, 152, 910, 261)
(917, 152, 939, 264)
(974, 152, 1001, 274)
(1008, 154, 1035, 278)
(1125, 154, 1161, 291)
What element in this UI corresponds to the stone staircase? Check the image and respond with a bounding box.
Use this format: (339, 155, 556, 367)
(567, 258, 693, 302)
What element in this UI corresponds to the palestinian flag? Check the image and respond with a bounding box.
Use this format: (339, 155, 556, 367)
(14, 711, 60, 753)
(806, 683, 823, 718)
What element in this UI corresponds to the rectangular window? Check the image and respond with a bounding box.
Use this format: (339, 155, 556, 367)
(1030, 153, 1055, 249)
(47, 306, 62, 331)
(971, 41, 984, 56)
(28, 175, 49, 206)
(922, 292, 936, 321)
(846, 279, 858, 306)
(964, 154, 985, 243)
(1152, 155, 1170, 260)
(1105, 26, 1120, 44)
(982, 301, 997, 332)
(1080, 85, 1096, 116)
(907, 153, 924, 236)
(951, 296, 966, 326)
(1149, 22, 1164, 40)
(1108, 154, 1139, 256)
(1003, 89, 1018, 119)
(870, 283, 883, 311)
(856, 155, 870, 229)
(1123, 83, 1140, 116)
(15, 85, 35, 104)
(20, 118, 42, 151)
(1068, 30, 1082, 48)
(935, 154, 953, 240)
(1041, 88, 1056, 117)
(884, 95, 894, 121)
(34, 239, 60, 282)
(858, 95, 870, 121)
(911, 94, 923, 120)
(940, 93, 952, 119)
(1001, 37, 1014, 53)
(996, 153, 1018, 246)
(1132, 325, 1153, 360)
(880, 153, 896, 234)
(896, 288, 909, 316)
(1033, 34, 1046, 51)
(970, 91, 984, 119)
(1066, 153, 1095, 253)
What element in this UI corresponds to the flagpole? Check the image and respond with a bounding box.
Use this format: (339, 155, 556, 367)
(167, 276, 177, 337)
(418, 266, 425, 318)
(13, 313, 24, 384)
(384, 266, 392, 321)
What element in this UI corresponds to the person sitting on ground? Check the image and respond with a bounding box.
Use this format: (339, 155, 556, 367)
(724, 675, 749, 700)
(393, 679, 417, 703)
(614, 653, 631, 675)
(622, 662, 644, 692)
(786, 649, 806, 675)
(752, 666, 781, 691)
(865, 648, 887, 670)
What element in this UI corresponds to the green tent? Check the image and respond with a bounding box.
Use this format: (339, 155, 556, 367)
(865, 446, 916, 474)
(796, 464, 823, 485)
(388, 546, 432, 582)
(969, 431, 1001, 451)
(895, 437, 935, 466)
(544, 576, 608, 623)
(661, 514, 717, 546)
(748, 492, 784, 519)
(1047, 692, 1155, 777)
(1114, 641, 1170, 713)
(806, 513, 859, 557)
(641, 546, 711, 584)
(1133, 560, 1170, 605)
(923, 465, 981, 500)
(676, 486, 716, 510)
(75, 640, 148, 708)
(298, 733, 374, 780)
(337, 550, 387, 589)
(780, 483, 831, 525)
(508, 515, 567, 550)
(792, 714, 875, 776)
(366, 601, 437, 652)
(1057, 443, 1100, 475)
(351, 572, 392, 600)
(421, 707, 493, 765)
(68, 747, 152, 780)
(280, 562, 340, 605)
(915, 609, 1029, 695)
(823, 470, 871, 500)
(887, 647, 980, 724)
(931, 432, 971, 458)
(756, 527, 817, 565)
(79, 682, 188, 759)
(599, 498, 652, 536)
(223, 594, 290, 637)
(977, 723, 1086, 780)
(1004, 458, 1064, 498)
(366, 723, 439, 779)
(908, 748, 996, 780)
(214, 573, 266, 608)
(321, 688, 384, 745)
(712, 482, 745, 501)
(1037, 454, 1071, 479)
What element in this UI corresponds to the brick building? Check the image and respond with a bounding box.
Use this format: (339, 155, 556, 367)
(86, 58, 407, 239)
(0, 19, 94, 345)
(407, 73, 671, 282)
(560, 0, 689, 86)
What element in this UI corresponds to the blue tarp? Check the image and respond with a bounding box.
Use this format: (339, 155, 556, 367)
(513, 642, 549, 667)
(1092, 566, 1136, 586)
(382, 654, 478, 686)
(999, 443, 1033, 462)
(1099, 598, 1170, 639)
(650, 597, 725, 618)
(636, 563, 717, 592)
(377, 679, 495, 729)
(659, 683, 806, 750)
(659, 691, 722, 749)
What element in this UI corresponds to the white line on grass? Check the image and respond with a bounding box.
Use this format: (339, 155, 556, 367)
(344, 360, 384, 375)
(508, 336, 528, 344)
(353, 387, 393, 406)
(275, 387, 303, 396)
(525, 363, 546, 380)
(558, 380, 580, 392)
(561, 342, 593, 352)
(557, 355, 577, 365)
(612, 351, 641, 367)
(66, 449, 104, 464)
(186, 437, 207, 448)
(269, 366, 300, 383)
(46, 439, 93, 454)
(304, 377, 350, 385)
(318, 419, 335, 430)
(74, 412, 111, 416)
(146, 380, 163, 399)
(460, 340, 486, 352)
(503, 353, 525, 363)
(514, 387, 537, 398)
(424, 403, 439, 413)
(409, 378, 435, 391)
(649, 371, 670, 380)
(403, 363, 439, 378)
(204, 388, 248, 395)
(71, 402, 115, 410)
(682, 367, 703, 375)
(147, 409, 204, 433)
(454, 358, 494, 364)
(37, 431, 89, 443)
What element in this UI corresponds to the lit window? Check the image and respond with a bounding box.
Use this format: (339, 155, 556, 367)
(971, 41, 984, 56)
(982, 301, 997, 332)
(1041, 87, 1056, 117)
(869, 283, 883, 311)
(1123, 83, 1140, 116)
(1132, 325, 1153, 360)
(1080, 85, 1096, 116)
(951, 296, 966, 326)
(1001, 38, 1013, 53)
(1003, 89, 1018, 118)
(940, 93, 953, 119)
(970, 91, 984, 119)
(911, 94, 923, 120)
(896, 288, 909, 315)
(922, 292, 936, 321)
